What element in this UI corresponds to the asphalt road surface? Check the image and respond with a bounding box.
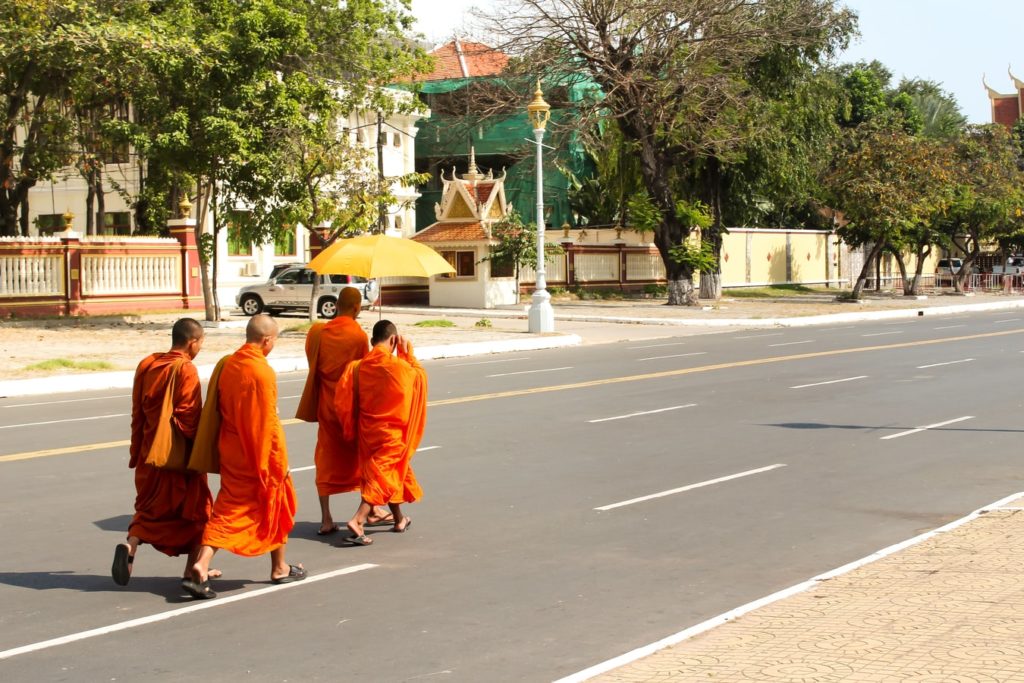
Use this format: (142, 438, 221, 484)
(2, 311, 1024, 681)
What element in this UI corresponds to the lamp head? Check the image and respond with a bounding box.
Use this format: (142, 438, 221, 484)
(527, 79, 551, 131)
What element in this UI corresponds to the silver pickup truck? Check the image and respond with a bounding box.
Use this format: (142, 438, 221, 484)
(236, 266, 379, 319)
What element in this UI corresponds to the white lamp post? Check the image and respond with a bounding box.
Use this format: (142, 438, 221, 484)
(527, 80, 555, 333)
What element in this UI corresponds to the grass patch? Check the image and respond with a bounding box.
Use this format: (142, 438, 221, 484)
(474, 318, 492, 328)
(284, 322, 314, 334)
(24, 358, 114, 372)
(724, 284, 823, 298)
(414, 319, 456, 328)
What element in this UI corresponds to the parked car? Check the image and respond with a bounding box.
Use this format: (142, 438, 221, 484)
(236, 266, 378, 319)
(992, 256, 1024, 275)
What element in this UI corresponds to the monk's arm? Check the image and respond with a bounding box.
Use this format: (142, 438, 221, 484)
(172, 363, 203, 440)
(127, 356, 152, 467)
(334, 361, 358, 441)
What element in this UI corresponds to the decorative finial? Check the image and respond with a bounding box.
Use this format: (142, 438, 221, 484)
(62, 210, 74, 230)
(463, 145, 484, 181)
(178, 195, 192, 219)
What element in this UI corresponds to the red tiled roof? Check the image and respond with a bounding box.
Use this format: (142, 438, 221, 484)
(412, 222, 488, 243)
(417, 41, 509, 81)
(471, 182, 495, 204)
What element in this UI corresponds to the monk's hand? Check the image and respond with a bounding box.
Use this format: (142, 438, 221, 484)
(398, 335, 411, 356)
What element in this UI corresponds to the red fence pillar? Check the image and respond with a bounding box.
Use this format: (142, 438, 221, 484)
(61, 231, 82, 316)
(168, 217, 203, 310)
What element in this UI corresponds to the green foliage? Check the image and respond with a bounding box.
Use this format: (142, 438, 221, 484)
(474, 318, 493, 328)
(24, 358, 114, 372)
(413, 319, 456, 328)
(725, 284, 820, 298)
(480, 208, 564, 274)
(668, 240, 719, 272)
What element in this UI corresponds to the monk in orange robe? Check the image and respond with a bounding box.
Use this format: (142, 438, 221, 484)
(296, 288, 391, 534)
(114, 318, 214, 587)
(335, 320, 427, 545)
(184, 315, 303, 599)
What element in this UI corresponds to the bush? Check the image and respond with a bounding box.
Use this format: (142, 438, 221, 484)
(474, 318, 492, 328)
(414, 319, 456, 328)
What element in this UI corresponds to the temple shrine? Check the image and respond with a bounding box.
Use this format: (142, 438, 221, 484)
(985, 68, 1024, 127)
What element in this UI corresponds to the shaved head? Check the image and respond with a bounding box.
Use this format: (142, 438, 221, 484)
(171, 318, 204, 347)
(371, 320, 398, 346)
(338, 287, 362, 317)
(246, 314, 278, 343)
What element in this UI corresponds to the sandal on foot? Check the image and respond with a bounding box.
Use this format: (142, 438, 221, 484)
(112, 544, 134, 586)
(366, 511, 394, 527)
(345, 533, 373, 546)
(181, 578, 217, 600)
(392, 517, 412, 533)
(316, 524, 342, 536)
(271, 564, 307, 584)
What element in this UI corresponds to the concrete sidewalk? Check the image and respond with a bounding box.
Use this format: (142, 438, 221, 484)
(564, 493, 1024, 682)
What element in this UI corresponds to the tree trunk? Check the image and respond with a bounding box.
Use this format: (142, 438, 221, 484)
(953, 231, 981, 293)
(699, 158, 724, 300)
(308, 278, 320, 323)
(195, 181, 217, 321)
(851, 241, 885, 300)
(18, 195, 29, 236)
(891, 250, 909, 294)
(211, 179, 222, 320)
(95, 169, 106, 235)
(85, 171, 96, 235)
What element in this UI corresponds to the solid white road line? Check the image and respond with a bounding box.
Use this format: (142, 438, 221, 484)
(880, 415, 974, 441)
(734, 333, 783, 339)
(556, 491, 1024, 683)
(934, 324, 966, 330)
(486, 366, 573, 378)
(636, 352, 707, 362)
(594, 464, 786, 511)
(995, 318, 1021, 323)
(862, 331, 903, 337)
(279, 395, 301, 400)
(3, 395, 130, 409)
(627, 342, 687, 350)
(769, 340, 814, 347)
(917, 358, 975, 369)
(589, 404, 696, 424)
(0, 563, 378, 661)
(447, 357, 529, 367)
(278, 378, 307, 384)
(790, 375, 868, 389)
(0, 413, 128, 430)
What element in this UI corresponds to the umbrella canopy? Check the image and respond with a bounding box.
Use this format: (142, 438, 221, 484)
(308, 234, 455, 278)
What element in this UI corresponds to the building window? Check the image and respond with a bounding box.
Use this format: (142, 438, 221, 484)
(274, 228, 296, 256)
(98, 212, 131, 236)
(393, 132, 402, 148)
(490, 253, 515, 278)
(227, 211, 252, 256)
(35, 214, 66, 235)
(438, 250, 476, 279)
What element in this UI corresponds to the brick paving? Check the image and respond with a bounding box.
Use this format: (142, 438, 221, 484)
(592, 496, 1024, 682)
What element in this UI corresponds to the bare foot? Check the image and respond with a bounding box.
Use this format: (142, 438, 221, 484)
(366, 507, 394, 526)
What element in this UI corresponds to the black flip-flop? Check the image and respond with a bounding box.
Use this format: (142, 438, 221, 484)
(316, 524, 341, 536)
(181, 577, 217, 600)
(272, 564, 308, 584)
(345, 533, 374, 546)
(112, 544, 133, 586)
(365, 513, 395, 527)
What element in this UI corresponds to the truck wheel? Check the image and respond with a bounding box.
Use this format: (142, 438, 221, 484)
(317, 297, 337, 319)
(240, 294, 264, 316)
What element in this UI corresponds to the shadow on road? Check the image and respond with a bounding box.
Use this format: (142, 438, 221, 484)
(0, 571, 251, 602)
(92, 514, 133, 531)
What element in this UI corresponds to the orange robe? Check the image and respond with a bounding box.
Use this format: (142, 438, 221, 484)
(335, 344, 427, 506)
(296, 318, 368, 497)
(201, 344, 297, 557)
(128, 351, 211, 557)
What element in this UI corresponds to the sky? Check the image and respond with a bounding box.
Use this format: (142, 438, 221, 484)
(408, 0, 1024, 124)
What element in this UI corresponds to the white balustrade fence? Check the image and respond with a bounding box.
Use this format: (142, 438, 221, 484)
(625, 252, 666, 281)
(82, 255, 180, 295)
(575, 252, 619, 282)
(0, 255, 63, 297)
(520, 254, 567, 284)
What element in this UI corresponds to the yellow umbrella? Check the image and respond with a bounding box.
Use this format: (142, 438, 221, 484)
(308, 233, 455, 278)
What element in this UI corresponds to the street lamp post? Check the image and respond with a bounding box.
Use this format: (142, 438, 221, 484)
(527, 80, 555, 333)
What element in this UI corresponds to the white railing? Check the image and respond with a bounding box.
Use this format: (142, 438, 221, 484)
(0, 255, 63, 297)
(520, 254, 567, 284)
(575, 252, 619, 282)
(625, 252, 666, 281)
(82, 254, 180, 295)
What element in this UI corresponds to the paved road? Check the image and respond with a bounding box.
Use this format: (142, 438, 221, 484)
(2, 312, 1024, 681)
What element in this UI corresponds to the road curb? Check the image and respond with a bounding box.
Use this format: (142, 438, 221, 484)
(0, 334, 584, 398)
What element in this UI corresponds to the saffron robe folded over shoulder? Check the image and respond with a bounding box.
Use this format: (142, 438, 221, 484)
(201, 344, 297, 557)
(334, 344, 427, 506)
(128, 350, 211, 557)
(295, 317, 368, 496)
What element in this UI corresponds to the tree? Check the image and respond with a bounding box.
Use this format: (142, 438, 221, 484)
(827, 120, 953, 299)
(123, 0, 431, 320)
(938, 124, 1024, 292)
(0, 0, 184, 235)
(483, 0, 854, 305)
